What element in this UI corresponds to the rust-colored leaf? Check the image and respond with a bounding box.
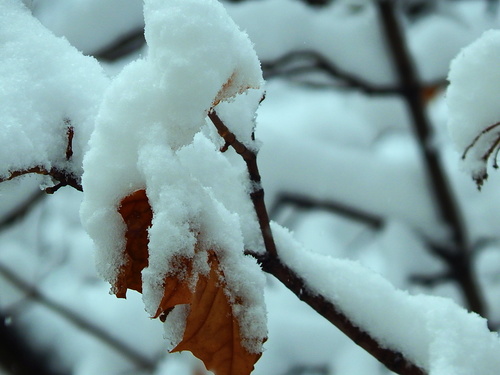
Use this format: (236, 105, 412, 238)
(116, 189, 152, 298)
(117, 190, 262, 375)
(421, 84, 441, 104)
(172, 252, 261, 375)
(153, 257, 194, 318)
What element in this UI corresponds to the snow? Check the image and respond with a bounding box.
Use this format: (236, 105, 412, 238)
(409, 3, 497, 82)
(447, 29, 500, 183)
(80, 0, 266, 354)
(272, 222, 500, 375)
(0, 0, 109, 182)
(32, 0, 144, 56)
(4, 0, 500, 375)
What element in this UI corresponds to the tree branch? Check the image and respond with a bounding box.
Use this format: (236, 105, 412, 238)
(261, 50, 401, 95)
(270, 193, 384, 229)
(0, 119, 82, 194)
(0, 263, 157, 372)
(208, 109, 426, 375)
(254, 252, 426, 375)
(93, 27, 145, 62)
(0, 190, 46, 230)
(0, 167, 82, 194)
(208, 110, 278, 259)
(261, 50, 446, 95)
(0, 312, 68, 375)
(376, 0, 486, 316)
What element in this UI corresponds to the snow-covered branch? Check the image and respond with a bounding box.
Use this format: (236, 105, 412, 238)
(447, 29, 500, 189)
(0, 0, 109, 191)
(211, 108, 426, 375)
(4, 1, 500, 374)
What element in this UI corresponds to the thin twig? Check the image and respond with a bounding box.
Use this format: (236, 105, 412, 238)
(0, 190, 46, 230)
(262, 50, 446, 95)
(64, 120, 74, 161)
(1, 119, 81, 193)
(208, 110, 278, 258)
(461, 121, 500, 160)
(0, 167, 82, 193)
(262, 50, 399, 95)
(270, 193, 384, 229)
(0, 262, 157, 372)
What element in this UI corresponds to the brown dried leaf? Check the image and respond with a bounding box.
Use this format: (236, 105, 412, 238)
(117, 189, 262, 375)
(116, 189, 152, 298)
(171, 252, 261, 375)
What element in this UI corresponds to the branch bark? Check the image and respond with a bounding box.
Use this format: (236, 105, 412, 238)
(0, 167, 82, 194)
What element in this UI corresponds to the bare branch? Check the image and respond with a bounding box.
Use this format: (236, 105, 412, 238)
(0, 119, 82, 193)
(208, 109, 278, 259)
(270, 193, 384, 229)
(461, 121, 500, 160)
(0, 262, 157, 371)
(0, 167, 82, 194)
(376, 0, 486, 316)
(0, 190, 46, 230)
(93, 27, 145, 62)
(262, 50, 400, 94)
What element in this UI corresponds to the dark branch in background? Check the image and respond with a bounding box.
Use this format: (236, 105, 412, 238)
(282, 364, 329, 375)
(261, 51, 402, 94)
(87, 24, 447, 97)
(376, 0, 485, 316)
(93, 27, 145, 62)
(223, 0, 333, 5)
(0, 263, 157, 373)
(209, 110, 426, 375)
(0, 312, 68, 375)
(262, 50, 447, 94)
(270, 194, 384, 230)
(0, 190, 45, 230)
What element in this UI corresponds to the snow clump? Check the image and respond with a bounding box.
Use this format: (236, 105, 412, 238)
(80, 0, 266, 353)
(447, 29, 500, 187)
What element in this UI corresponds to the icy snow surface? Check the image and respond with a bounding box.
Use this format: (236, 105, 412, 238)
(80, 0, 266, 352)
(272, 222, 500, 375)
(0, 0, 109, 180)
